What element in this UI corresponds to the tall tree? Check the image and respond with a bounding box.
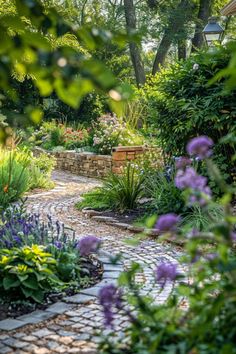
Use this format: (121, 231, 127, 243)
(152, 0, 195, 74)
(124, 0, 146, 86)
(191, 0, 213, 52)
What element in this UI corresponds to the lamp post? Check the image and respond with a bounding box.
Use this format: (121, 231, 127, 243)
(202, 17, 224, 47)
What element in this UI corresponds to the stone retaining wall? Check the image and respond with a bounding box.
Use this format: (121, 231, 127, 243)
(34, 146, 162, 178)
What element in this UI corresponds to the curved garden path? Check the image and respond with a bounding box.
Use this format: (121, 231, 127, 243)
(0, 170, 184, 354)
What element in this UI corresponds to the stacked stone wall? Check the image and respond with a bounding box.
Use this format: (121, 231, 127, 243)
(33, 146, 162, 178)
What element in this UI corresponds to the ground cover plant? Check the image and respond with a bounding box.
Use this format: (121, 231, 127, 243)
(0, 202, 103, 319)
(98, 136, 236, 353)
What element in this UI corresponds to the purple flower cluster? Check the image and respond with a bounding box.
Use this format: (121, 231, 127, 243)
(175, 156, 192, 170)
(155, 262, 178, 288)
(187, 136, 213, 160)
(99, 284, 123, 327)
(175, 167, 211, 205)
(155, 213, 180, 233)
(0, 204, 70, 250)
(0, 206, 40, 248)
(76, 236, 101, 256)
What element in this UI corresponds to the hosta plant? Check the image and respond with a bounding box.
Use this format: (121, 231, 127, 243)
(0, 245, 60, 303)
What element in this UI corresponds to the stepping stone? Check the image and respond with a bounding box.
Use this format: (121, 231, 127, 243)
(0, 319, 25, 331)
(63, 294, 95, 304)
(46, 302, 72, 314)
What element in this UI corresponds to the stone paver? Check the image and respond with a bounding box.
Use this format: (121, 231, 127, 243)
(0, 170, 184, 353)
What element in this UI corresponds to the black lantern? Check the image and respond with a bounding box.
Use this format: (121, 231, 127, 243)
(202, 17, 224, 46)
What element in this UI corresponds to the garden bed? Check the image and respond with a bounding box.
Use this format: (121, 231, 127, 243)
(0, 255, 103, 321)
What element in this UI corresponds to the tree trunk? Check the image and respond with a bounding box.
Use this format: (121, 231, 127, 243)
(191, 0, 213, 52)
(152, 29, 172, 74)
(178, 39, 187, 60)
(124, 0, 146, 86)
(152, 0, 193, 74)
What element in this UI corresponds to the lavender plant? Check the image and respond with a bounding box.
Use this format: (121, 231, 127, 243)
(0, 202, 101, 287)
(98, 136, 236, 354)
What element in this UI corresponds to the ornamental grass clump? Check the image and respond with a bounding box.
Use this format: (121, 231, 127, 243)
(0, 149, 30, 208)
(98, 135, 236, 354)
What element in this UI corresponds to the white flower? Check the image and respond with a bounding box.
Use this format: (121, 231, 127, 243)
(193, 63, 199, 71)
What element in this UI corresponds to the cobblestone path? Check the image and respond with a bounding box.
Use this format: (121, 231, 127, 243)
(0, 170, 184, 354)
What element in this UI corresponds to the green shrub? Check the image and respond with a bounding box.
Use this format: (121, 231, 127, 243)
(28, 153, 56, 190)
(0, 149, 30, 207)
(0, 245, 60, 303)
(92, 114, 145, 155)
(145, 170, 185, 215)
(140, 48, 236, 180)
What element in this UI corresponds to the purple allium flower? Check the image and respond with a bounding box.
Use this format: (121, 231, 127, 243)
(155, 213, 180, 233)
(155, 262, 178, 288)
(187, 136, 213, 160)
(77, 236, 101, 256)
(175, 167, 211, 205)
(175, 156, 192, 170)
(99, 284, 123, 327)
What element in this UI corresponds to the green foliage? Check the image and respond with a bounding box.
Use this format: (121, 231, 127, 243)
(0, 148, 55, 208)
(50, 126, 65, 147)
(47, 246, 81, 283)
(145, 170, 185, 215)
(0, 245, 60, 303)
(25, 120, 90, 151)
(140, 49, 236, 181)
(99, 146, 236, 354)
(0, 0, 133, 141)
(101, 164, 145, 211)
(28, 153, 56, 189)
(181, 203, 224, 232)
(78, 163, 145, 211)
(212, 41, 236, 91)
(0, 149, 30, 207)
(92, 114, 145, 155)
(77, 188, 112, 211)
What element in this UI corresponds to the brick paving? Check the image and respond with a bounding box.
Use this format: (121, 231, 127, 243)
(0, 170, 184, 353)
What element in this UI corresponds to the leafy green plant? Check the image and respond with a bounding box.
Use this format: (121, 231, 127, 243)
(0, 245, 60, 303)
(77, 188, 112, 211)
(49, 126, 64, 147)
(78, 163, 145, 211)
(123, 100, 147, 129)
(181, 203, 224, 232)
(140, 49, 236, 181)
(28, 153, 56, 190)
(145, 170, 185, 215)
(98, 136, 236, 354)
(92, 114, 145, 155)
(0, 149, 30, 208)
